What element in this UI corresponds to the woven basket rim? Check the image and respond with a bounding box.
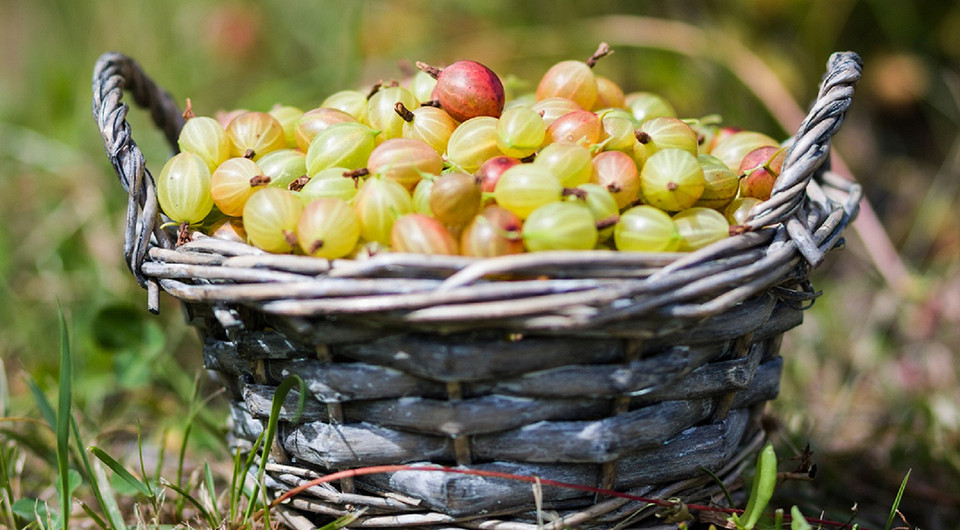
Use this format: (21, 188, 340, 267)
(91, 51, 863, 331)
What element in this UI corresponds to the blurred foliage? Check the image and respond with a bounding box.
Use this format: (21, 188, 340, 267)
(2, 0, 959, 527)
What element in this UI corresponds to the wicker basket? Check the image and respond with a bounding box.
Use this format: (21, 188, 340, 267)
(92, 51, 862, 528)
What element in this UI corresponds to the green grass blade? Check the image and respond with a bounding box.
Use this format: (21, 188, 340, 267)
(26, 377, 56, 434)
(240, 438, 266, 524)
(243, 374, 306, 525)
(160, 478, 219, 529)
(0, 361, 16, 529)
(0, 357, 9, 417)
(176, 372, 202, 493)
(71, 418, 123, 530)
(174, 372, 221, 518)
(77, 499, 110, 530)
(699, 464, 735, 508)
(173, 421, 192, 520)
(154, 427, 167, 492)
(55, 307, 72, 530)
(87, 457, 125, 530)
(1, 440, 19, 529)
(883, 469, 911, 530)
(134, 421, 155, 498)
(25, 315, 121, 529)
(237, 430, 266, 523)
(229, 446, 243, 524)
(53, 469, 81, 529)
(317, 509, 366, 529)
(790, 505, 812, 530)
(204, 462, 221, 523)
(89, 446, 154, 499)
(732, 442, 778, 530)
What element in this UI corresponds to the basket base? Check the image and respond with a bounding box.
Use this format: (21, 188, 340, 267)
(230, 404, 768, 528)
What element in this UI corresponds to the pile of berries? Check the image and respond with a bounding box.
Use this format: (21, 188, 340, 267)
(157, 43, 787, 259)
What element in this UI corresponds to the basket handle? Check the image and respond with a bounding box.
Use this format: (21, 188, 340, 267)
(743, 51, 863, 266)
(92, 52, 184, 289)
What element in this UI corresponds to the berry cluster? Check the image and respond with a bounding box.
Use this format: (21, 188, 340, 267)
(157, 43, 787, 258)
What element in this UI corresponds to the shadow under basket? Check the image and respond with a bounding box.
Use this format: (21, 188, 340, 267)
(92, 50, 863, 528)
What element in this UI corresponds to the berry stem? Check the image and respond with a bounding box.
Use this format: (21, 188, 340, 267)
(283, 230, 298, 248)
(764, 147, 788, 173)
(394, 102, 415, 122)
(595, 214, 620, 231)
(249, 175, 271, 187)
(343, 168, 370, 179)
(243, 149, 256, 159)
(635, 130, 652, 144)
(309, 239, 325, 254)
(288, 175, 310, 192)
(415, 61, 443, 80)
(562, 187, 588, 200)
(182, 98, 195, 120)
(366, 81, 383, 100)
(585, 42, 613, 68)
(176, 222, 191, 247)
(421, 99, 441, 108)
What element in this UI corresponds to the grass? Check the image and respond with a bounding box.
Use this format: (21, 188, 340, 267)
(2, 308, 354, 529)
(2, 0, 959, 528)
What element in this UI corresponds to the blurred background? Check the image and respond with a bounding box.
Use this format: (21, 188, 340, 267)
(1, 0, 958, 527)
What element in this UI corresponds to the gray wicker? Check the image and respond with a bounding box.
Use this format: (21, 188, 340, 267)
(92, 51, 862, 528)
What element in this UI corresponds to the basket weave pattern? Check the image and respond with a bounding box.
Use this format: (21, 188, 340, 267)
(93, 51, 862, 528)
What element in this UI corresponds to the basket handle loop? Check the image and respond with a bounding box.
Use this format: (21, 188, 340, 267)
(92, 52, 184, 289)
(743, 51, 863, 266)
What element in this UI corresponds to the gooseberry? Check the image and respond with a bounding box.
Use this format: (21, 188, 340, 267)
(242, 187, 303, 253)
(673, 207, 729, 251)
(418, 60, 505, 122)
(738, 145, 786, 201)
(225, 111, 287, 160)
(297, 197, 361, 259)
(639, 148, 705, 212)
(366, 137, 443, 191)
(694, 154, 739, 209)
(391, 214, 460, 255)
(210, 157, 270, 217)
(157, 152, 215, 225)
(460, 206, 524, 257)
(522, 201, 598, 252)
(429, 171, 482, 228)
(615, 205, 681, 252)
